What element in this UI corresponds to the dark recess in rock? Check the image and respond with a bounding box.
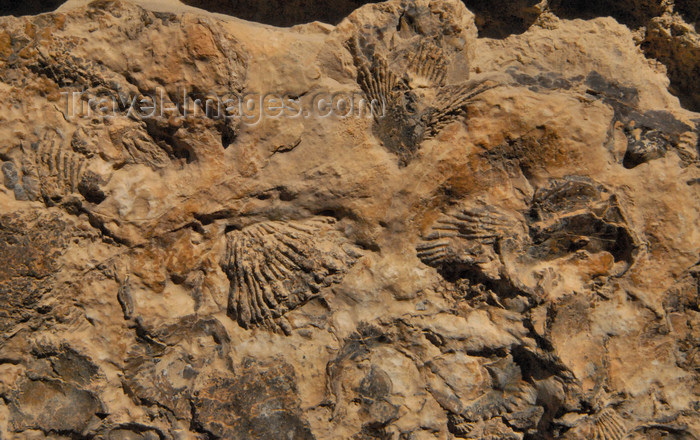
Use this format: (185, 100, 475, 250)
(463, 0, 541, 38)
(180, 0, 539, 37)
(641, 19, 700, 112)
(180, 0, 381, 26)
(0, 0, 65, 16)
(675, 0, 699, 27)
(548, 0, 664, 28)
(78, 171, 107, 204)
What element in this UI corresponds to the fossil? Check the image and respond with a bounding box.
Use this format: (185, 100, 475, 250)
(116, 276, 134, 320)
(460, 380, 537, 424)
(417, 203, 522, 268)
(609, 107, 695, 169)
(662, 261, 700, 373)
(122, 316, 232, 419)
(108, 126, 173, 170)
(221, 217, 361, 331)
(447, 412, 476, 437)
(349, 37, 497, 165)
(440, 354, 540, 434)
(28, 132, 88, 198)
(5, 131, 92, 203)
(407, 40, 448, 87)
(530, 176, 609, 217)
(527, 177, 639, 273)
(193, 358, 314, 440)
(447, 413, 524, 440)
(592, 408, 628, 440)
(123, 344, 199, 420)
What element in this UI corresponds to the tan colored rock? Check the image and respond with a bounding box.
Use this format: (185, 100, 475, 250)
(0, 0, 699, 439)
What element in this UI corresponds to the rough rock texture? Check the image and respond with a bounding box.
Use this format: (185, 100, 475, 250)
(4, 0, 699, 105)
(0, 0, 699, 439)
(160, 0, 700, 111)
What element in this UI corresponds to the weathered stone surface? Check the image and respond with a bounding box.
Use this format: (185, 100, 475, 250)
(193, 358, 315, 440)
(0, 0, 699, 439)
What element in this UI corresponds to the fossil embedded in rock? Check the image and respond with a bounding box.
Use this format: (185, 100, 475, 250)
(221, 217, 361, 331)
(1, 0, 699, 437)
(528, 177, 639, 274)
(193, 358, 314, 439)
(592, 407, 628, 440)
(447, 412, 476, 437)
(407, 40, 448, 87)
(349, 35, 498, 166)
(21, 132, 88, 202)
(425, 79, 500, 137)
(417, 203, 523, 268)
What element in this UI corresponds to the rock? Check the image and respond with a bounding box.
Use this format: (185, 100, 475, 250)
(8, 377, 104, 435)
(0, 0, 699, 439)
(643, 13, 700, 111)
(192, 359, 315, 440)
(1, 162, 19, 189)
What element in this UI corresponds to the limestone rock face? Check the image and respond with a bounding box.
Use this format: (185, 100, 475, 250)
(0, 0, 699, 439)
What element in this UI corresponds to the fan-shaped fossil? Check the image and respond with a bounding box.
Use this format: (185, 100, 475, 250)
(221, 217, 361, 331)
(417, 203, 523, 268)
(348, 36, 498, 166)
(407, 40, 448, 87)
(20, 131, 89, 201)
(592, 408, 628, 440)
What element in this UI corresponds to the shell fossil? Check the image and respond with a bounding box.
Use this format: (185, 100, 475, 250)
(593, 407, 628, 440)
(528, 177, 639, 273)
(416, 178, 640, 289)
(220, 217, 362, 331)
(348, 36, 498, 166)
(417, 203, 523, 268)
(20, 131, 89, 201)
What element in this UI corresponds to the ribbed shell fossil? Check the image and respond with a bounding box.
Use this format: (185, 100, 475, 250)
(417, 203, 523, 268)
(593, 408, 628, 440)
(349, 37, 497, 165)
(221, 217, 361, 331)
(20, 132, 88, 201)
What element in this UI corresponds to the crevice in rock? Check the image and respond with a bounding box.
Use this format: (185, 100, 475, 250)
(194, 209, 238, 226)
(189, 402, 218, 440)
(438, 264, 530, 304)
(82, 208, 131, 246)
